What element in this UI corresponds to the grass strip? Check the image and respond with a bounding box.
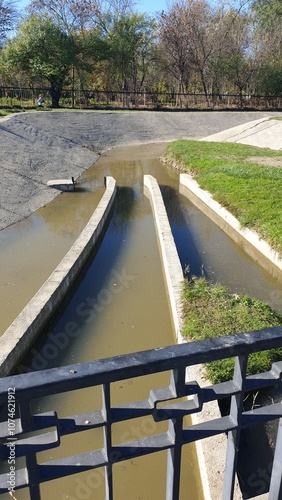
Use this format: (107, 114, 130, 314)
(182, 277, 282, 383)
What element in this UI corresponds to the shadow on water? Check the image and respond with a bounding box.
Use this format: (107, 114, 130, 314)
(111, 185, 136, 232)
(160, 184, 204, 276)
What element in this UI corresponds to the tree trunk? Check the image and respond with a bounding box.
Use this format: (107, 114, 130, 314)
(199, 69, 210, 108)
(50, 85, 62, 108)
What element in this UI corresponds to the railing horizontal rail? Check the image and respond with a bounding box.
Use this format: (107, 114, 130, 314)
(0, 86, 281, 110)
(1, 326, 282, 402)
(0, 326, 282, 499)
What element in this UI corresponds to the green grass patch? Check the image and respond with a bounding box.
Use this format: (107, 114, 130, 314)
(182, 276, 282, 383)
(0, 108, 26, 117)
(164, 140, 282, 253)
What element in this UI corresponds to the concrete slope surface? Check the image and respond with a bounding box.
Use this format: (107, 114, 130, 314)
(202, 116, 282, 150)
(0, 110, 281, 230)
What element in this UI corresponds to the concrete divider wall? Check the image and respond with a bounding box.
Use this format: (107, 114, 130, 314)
(143, 174, 237, 500)
(0, 176, 117, 378)
(179, 173, 282, 281)
(144, 175, 184, 340)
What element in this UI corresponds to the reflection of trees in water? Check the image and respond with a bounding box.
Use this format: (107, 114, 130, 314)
(37, 189, 105, 238)
(160, 185, 187, 227)
(110, 186, 136, 233)
(38, 182, 147, 241)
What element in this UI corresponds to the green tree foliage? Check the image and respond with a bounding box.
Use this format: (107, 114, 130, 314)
(252, 0, 282, 26)
(1, 14, 83, 106)
(257, 62, 282, 96)
(251, 0, 282, 96)
(105, 13, 156, 92)
(1, 0, 282, 105)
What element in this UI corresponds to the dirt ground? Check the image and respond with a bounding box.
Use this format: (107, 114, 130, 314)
(247, 156, 282, 168)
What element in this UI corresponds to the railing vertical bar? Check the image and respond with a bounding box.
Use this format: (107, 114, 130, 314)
(26, 454, 41, 500)
(19, 400, 33, 432)
(170, 367, 186, 397)
(269, 418, 282, 499)
(222, 355, 248, 500)
(19, 399, 41, 499)
(102, 382, 113, 500)
(166, 368, 185, 500)
(166, 418, 183, 500)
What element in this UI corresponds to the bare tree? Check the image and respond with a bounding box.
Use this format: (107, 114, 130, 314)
(158, 0, 223, 106)
(0, 0, 18, 45)
(158, 1, 195, 105)
(178, 0, 215, 105)
(28, 0, 136, 33)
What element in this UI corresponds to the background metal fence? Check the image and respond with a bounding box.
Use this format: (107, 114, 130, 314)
(1, 326, 282, 499)
(0, 87, 281, 110)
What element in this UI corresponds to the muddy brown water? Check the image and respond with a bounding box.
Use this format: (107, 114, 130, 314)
(1, 143, 282, 499)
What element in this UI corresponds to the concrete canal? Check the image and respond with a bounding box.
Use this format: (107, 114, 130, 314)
(0, 143, 282, 499)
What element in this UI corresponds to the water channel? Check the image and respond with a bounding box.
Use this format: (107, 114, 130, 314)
(1, 143, 282, 499)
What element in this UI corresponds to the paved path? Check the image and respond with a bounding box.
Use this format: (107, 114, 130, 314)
(0, 110, 281, 230)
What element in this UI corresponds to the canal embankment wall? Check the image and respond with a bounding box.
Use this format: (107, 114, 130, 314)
(0, 176, 116, 377)
(179, 174, 282, 282)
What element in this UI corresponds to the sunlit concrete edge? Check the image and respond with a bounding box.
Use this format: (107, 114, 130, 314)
(144, 174, 184, 339)
(179, 174, 282, 281)
(0, 176, 117, 378)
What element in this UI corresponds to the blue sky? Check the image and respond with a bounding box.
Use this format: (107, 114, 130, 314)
(18, 0, 169, 15)
(135, 0, 168, 14)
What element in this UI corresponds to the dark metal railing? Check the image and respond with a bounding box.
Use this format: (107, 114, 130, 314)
(0, 86, 281, 110)
(1, 326, 282, 499)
